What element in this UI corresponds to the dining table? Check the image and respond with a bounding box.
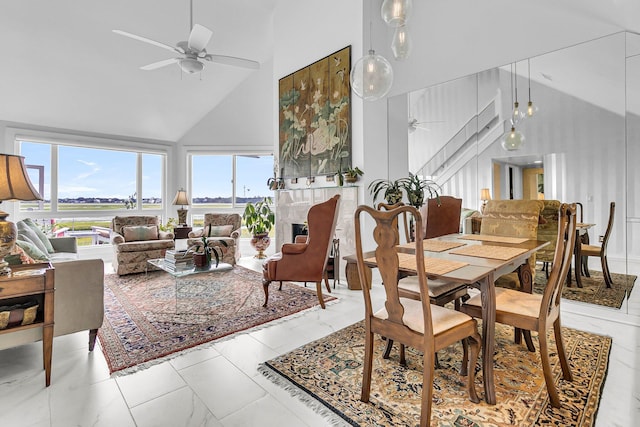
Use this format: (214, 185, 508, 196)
(358, 233, 549, 405)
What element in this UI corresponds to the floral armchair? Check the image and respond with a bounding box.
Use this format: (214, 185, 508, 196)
(187, 213, 242, 265)
(111, 216, 175, 275)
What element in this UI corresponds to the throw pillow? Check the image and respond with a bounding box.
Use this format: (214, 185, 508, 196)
(15, 239, 50, 262)
(5, 245, 37, 265)
(204, 224, 233, 237)
(21, 218, 55, 254)
(122, 225, 159, 242)
(17, 222, 50, 256)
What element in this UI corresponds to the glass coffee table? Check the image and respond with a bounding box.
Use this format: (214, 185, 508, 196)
(147, 258, 233, 277)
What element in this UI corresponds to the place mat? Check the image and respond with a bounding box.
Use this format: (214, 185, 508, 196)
(366, 252, 467, 276)
(459, 234, 529, 244)
(449, 244, 528, 260)
(396, 239, 466, 252)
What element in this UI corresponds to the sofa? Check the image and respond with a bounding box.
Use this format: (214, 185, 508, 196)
(111, 215, 175, 275)
(187, 213, 242, 265)
(1, 219, 105, 352)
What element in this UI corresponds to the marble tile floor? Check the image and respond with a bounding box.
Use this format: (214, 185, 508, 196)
(0, 256, 638, 427)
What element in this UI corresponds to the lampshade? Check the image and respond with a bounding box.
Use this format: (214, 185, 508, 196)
(172, 189, 189, 206)
(0, 154, 42, 276)
(0, 154, 42, 202)
(391, 25, 412, 60)
(381, 0, 413, 27)
(480, 188, 491, 201)
(350, 49, 394, 101)
(502, 126, 525, 151)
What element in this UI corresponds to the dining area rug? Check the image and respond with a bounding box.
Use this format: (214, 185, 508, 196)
(259, 321, 610, 426)
(534, 269, 637, 308)
(98, 265, 336, 374)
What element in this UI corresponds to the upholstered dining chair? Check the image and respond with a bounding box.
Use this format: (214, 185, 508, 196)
(262, 195, 340, 309)
(481, 199, 545, 290)
(581, 201, 615, 288)
(354, 204, 481, 426)
(420, 195, 463, 238)
(460, 203, 577, 408)
(537, 200, 562, 278)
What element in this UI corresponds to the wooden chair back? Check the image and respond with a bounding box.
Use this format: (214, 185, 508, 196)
(421, 196, 462, 238)
(601, 202, 615, 251)
(377, 201, 411, 244)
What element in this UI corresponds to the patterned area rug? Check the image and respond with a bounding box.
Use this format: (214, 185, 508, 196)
(534, 269, 637, 308)
(260, 321, 611, 426)
(98, 265, 336, 374)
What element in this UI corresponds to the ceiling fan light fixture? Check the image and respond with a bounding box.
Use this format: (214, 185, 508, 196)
(179, 58, 203, 74)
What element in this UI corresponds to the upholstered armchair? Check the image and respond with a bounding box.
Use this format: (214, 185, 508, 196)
(187, 213, 242, 265)
(111, 216, 175, 275)
(262, 195, 341, 309)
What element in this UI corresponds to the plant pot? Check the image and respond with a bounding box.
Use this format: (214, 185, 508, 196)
(250, 233, 271, 259)
(345, 176, 358, 184)
(193, 253, 210, 269)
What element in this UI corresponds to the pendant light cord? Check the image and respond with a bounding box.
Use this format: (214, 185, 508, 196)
(514, 61, 518, 103)
(528, 59, 532, 101)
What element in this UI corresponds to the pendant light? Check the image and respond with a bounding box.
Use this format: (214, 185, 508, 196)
(503, 63, 524, 151)
(351, 18, 394, 101)
(526, 59, 539, 117)
(391, 24, 412, 60)
(511, 62, 524, 125)
(381, 0, 413, 27)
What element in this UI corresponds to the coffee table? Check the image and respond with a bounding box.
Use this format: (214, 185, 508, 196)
(147, 258, 233, 277)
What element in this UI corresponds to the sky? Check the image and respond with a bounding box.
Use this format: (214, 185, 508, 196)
(20, 141, 274, 201)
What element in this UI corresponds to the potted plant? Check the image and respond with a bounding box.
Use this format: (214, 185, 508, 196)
(368, 179, 404, 205)
(243, 197, 275, 259)
(397, 173, 441, 209)
(343, 166, 364, 184)
(189, 235, 228, 269)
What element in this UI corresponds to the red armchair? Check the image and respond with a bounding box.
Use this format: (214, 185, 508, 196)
(262, 195, 341, 309)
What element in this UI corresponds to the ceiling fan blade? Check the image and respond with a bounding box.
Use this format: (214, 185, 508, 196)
(140, 58, 179, 71)
(113, 29, 179, 54)
(204, 54, 260, 70)
(188, 24, 213, 52)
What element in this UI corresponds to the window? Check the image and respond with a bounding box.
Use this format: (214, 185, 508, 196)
(17, 138, 166, 246)
(190, 154, 274, 209)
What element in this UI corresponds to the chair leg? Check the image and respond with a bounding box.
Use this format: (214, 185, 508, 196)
(323, 271, 332, 293)
(582, 256, 590, 277)
(460, 338, 469, 376)
(315, 281, 326, 309)
(523, 330, 536, 352)
(553, 318, 573, 381)
(466, 333, 481, 404)
(420, 350, 435, 427)
(539, 327, 562, 408)
(278, 281, 283, 291)
(383, 339, 394, 359)
(262, 279, 271, 307)
(399, 344, 407, 366)
(361, 330, 374, 403)
(88, 329, 98, 351)
(602, 254, 613, 288)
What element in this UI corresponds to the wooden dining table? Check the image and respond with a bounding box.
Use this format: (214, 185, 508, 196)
(358, 233, 549, 405)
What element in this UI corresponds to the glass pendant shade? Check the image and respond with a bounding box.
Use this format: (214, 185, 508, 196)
(527, 101, 539, 117)
(511, 101, 524, 125)
(350, 49, 394, 101)
(502, 126, 525, 151)
(391, 25, 412, 60)
(381, 0, 413, 27)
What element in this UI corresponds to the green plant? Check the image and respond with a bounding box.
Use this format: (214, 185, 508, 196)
(243, 197, 275, 236)
(396, 173, 441, 209)
(344, 166, 364, 180)
(188, 235, 228, 268)
(159, 217, 177, 232)
(368, 179, 403, 205)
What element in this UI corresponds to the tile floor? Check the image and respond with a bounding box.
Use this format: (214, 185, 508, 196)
(0, 251, 638, 426)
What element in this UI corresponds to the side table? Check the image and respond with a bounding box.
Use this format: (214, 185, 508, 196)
(173, 225, 192, 240)
(0, 262, 55, 386)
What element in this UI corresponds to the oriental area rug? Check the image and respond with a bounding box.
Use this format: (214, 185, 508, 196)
(98, 265, 336, 374)
(260, 321, 611, 427)
(534, 269, 637, 309)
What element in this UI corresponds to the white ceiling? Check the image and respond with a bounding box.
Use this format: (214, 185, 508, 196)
(0, 0, 276, 142)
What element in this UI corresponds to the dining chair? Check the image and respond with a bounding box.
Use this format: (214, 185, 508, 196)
(378, 201, 470, 366)
(537, 200, 561, 278)
(377, 201, 411, 244)
(420, 195, 462, 238)
(354, 204, 481, 426)
(575, 202, 590, 276)
(459, 203, 577, 408)
(580, 201, 615, 288)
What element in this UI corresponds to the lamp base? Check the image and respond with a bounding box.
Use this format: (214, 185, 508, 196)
(177, 208, 188, 226)
(0, 210, 17, 276)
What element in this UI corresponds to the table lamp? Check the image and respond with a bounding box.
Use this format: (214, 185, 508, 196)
(172, 189, 189, 225)
(480, 188, 491, 213)
(0, 154, 43, 275)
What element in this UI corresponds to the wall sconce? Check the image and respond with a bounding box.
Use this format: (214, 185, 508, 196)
(172, 189, 189, 225)
(480, 188, 491, 213)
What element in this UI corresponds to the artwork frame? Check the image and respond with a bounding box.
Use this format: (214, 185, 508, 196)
(278, 46, 351, 179)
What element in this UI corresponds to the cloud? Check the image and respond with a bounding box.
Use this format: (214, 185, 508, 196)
(76, 159, 101, 179)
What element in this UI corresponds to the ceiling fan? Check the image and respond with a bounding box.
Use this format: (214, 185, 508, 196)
(113, 0, 259, 74)
(408, 117, 444, 133)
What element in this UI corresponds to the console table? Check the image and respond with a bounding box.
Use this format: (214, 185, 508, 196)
(0, 263, 55, 386)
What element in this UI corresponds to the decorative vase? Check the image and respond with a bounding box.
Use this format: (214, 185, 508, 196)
(250, 233, 271, 259)
(193, 252, 210, 269)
